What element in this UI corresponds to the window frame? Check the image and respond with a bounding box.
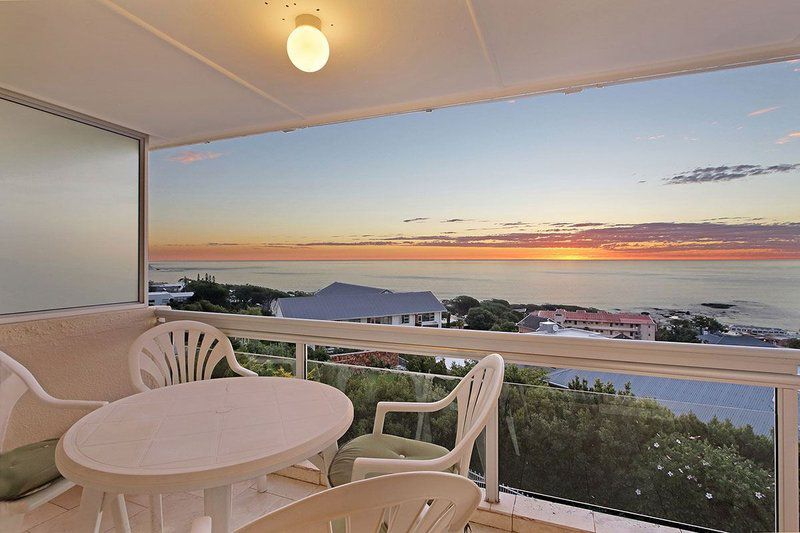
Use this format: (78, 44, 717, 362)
(0, 88, 149, 324)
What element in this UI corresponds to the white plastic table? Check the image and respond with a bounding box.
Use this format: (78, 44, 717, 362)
(56, 377, 353, 533)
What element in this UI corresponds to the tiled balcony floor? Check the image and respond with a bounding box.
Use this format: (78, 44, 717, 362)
(22, 467, 691, 533)
(21, 474, 505, 533)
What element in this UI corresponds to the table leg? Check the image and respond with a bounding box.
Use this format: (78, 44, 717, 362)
(204, 485, 232, 533)
(78, 488, 105, 533)
(149, 494, 164, 533)
(104, 493, 131, 533)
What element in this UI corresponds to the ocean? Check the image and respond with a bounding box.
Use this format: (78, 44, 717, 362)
(149, 260, 800, 330)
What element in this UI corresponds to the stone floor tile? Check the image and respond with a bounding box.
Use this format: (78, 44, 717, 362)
(21, 503, 68, 531)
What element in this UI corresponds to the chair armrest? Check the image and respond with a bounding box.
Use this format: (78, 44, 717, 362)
(229, 358, 258, 377)
(48, 398, 108, 411)
(373, 393, 456, 434)
(190, 516, 212, 533)
(351, 453, 459, 482)
(27, 383, 107, 411)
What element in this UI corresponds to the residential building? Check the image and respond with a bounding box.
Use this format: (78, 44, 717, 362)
(273, 282, 446, 327)
(699, 332, 776, 348)
(728, 324, 798, 339)
(519, 309, 657, 340)
(147, 291, 194, 306)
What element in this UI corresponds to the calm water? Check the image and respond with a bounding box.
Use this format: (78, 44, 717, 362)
(149, 260, 800, 330)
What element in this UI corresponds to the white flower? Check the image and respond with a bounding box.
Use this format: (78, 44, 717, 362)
(701, 460, 710, 467)
(705, 493, 713, 499)
(635, 489, 641, 496)
(676, 439, 682, 444)
(668, 471, 674, 477)
(653, 442, 660, 448)
(755, 492, 764, 499)
(657, 465, 663, 470)
(678, 468, 684, 474)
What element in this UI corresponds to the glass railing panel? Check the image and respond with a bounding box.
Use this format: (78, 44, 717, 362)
(498, 375, 775, 532)
(230, 351, 296, 377)
(307, 358, 461, 448)
(224, 342, 777, 532)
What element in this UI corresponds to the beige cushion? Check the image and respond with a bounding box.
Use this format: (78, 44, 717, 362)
(329, 433, 451, 487)
(0, 438, 62, 501)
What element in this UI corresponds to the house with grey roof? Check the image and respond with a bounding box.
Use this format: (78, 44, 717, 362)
(699, 332, 776, 348)
(547, 368, 776, 435)
(272, 282, 447, 327)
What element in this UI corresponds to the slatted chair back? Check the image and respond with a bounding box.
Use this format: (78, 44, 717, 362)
(128, 320, 255, 392)
(235, 472, 481, 533)
(452, 353, 504, 475)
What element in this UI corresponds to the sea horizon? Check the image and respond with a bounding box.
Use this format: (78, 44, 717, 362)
(150, 259, 800, 330)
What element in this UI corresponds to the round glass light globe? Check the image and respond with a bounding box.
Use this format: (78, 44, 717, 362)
(287, 24, 329, 73)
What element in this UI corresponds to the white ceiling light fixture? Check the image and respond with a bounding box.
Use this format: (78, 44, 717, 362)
(287, 14, 329, 73)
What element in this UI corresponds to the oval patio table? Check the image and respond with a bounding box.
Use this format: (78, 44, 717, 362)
(56, 377, 353, 533)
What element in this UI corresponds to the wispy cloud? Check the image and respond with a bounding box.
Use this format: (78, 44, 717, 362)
(441, 218, 473, 223)
(747, 106, 780, 117)
(636, 134, 665, 141)
(664, 163, 800, 185)
(498, 221, 533, 227)
(168, 150, 224, 164)
(776, 132, 800, 145)
(261, 221, 800, 257)
(403, 217, 429, 223)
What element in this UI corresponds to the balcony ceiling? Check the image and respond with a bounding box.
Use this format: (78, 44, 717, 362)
(1, 0, 799, 148)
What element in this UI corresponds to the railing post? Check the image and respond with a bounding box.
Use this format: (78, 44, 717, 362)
(295, 342, 307, 380)
(776, 387, 799, 532)
(485, 399, 500, 503)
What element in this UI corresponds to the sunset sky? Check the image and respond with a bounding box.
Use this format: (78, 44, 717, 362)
(150, 60, 800, 261)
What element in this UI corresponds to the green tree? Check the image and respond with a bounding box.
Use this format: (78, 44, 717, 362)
(186, 280, 230, 307)
(656, 319, 700, 343)
(447, 295, 480, 316)
(465, 307, 496, 330)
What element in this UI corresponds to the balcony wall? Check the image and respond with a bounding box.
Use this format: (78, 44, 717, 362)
(0, 307, 157, 449)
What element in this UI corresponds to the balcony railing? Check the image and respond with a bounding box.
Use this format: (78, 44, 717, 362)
(154, 307, 800, 532)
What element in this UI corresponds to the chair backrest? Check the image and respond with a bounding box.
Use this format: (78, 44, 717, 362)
(128, 320, 240, 392)
(237, 472, 481, 533)
(451, 354, 504, 474)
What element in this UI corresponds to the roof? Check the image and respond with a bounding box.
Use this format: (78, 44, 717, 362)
(315, 282, 391, 297)
(548, 368, 775, 435)
(699, 333, 776, 348)
(529, 327, 607, 339)
(2, 2, 799, 148)
(516, 313, 549, 330)
(275, 291, 446, 321)
(538, 310, 655, 325)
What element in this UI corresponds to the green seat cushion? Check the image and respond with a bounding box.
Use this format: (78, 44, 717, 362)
(329, 433, 451, 487)
(0, 438, 62, 501)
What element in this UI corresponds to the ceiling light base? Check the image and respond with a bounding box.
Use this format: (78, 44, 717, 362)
(295, 14, 321, 30)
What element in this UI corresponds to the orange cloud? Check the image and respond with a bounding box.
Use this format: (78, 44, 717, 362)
(747, 106, 780, 117)
(168, 150, 224, 164)
(776, 132, 800, 145)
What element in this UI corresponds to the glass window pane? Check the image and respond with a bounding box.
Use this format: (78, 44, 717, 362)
(0, 97, 140, 315)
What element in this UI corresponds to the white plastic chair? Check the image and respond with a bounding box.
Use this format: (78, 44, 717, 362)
(0, 350, 107, 533)
(329, 353, 504, 485)
(191, 471, 481, 533)
(128, 320, 257, 393)
(128, 320, 262, 532)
